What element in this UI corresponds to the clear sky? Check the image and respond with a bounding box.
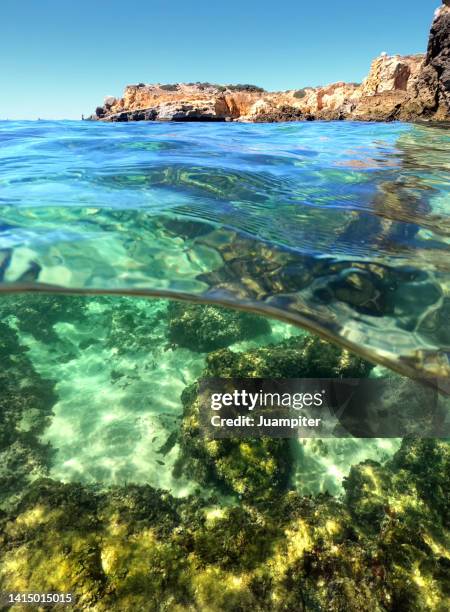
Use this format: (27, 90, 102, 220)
(0, 0, 439, 120)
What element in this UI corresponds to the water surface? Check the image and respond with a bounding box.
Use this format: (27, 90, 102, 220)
(1, 120, 450, 387)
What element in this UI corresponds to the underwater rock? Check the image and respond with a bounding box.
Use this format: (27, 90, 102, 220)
(204, 334, 374, 379)
(174, 335, 373, 501)
(0, 294, 88, 344)
(342, 439, 450, 610)
(176, 379, 293, 501)
(344, 438, 450, 540)
(166, 301, 271, 352)
(102, 296, 168, 354)
(1, 438, 449, 611)
(0, 321, 56, 509)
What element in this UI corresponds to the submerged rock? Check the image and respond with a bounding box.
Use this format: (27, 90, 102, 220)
(0, 295, 447, 608)
(101, 296, 168, 354)
(0, 321, 56, 510)
(0, 294, 88, 344)
(0, 439, 448, 610)
(174, 335, 373, 501)
(166, 301, 271, 352)
(203, 334, 374, 379)
(176, 381, 293, 501)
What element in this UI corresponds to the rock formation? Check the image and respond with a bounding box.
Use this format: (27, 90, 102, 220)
(90, 3, 450, 123)
(425, 1, 450, 117)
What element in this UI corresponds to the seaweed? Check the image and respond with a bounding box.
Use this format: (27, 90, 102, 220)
(174, 334, 373, 501)
(0, 321, 56, 510)
(0, 294, 88, 344)
(204, 334, 374, 379)
(0, 439, 448, 611)
(166, 301, 271, 352)
(176, 378, 293, 501)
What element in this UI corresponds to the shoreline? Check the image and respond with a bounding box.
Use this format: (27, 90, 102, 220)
(89, 4, 450, 124)
(3, 118, 450, 127)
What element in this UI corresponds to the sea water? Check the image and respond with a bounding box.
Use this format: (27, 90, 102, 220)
(1, 120, 449, 383)
(0, 121, 449, 610)
(1, 119, 449, 494)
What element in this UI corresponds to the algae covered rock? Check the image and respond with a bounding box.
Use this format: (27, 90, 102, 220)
(0, 294, 88, 344)
(175, 333, 372, 501)
(166, 300, 271, 352)
(0, 294, 448, 610)
(204, 334, 374, 379)
(0, 321, 56, 509)
(101, 296, 168, 354)
(267, 439, 450, 611)
(344, 438, 450, 531)
(341, 439, 450, 611)
(1, 439, 449, 611)
(176, 382, 292, 501)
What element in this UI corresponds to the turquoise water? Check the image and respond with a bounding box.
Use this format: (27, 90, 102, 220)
(0, 290, 401, 497)
(1, 120, 450, 387)
(1, 121, 450, 610)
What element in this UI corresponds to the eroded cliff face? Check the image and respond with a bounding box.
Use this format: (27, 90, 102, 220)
(90, 3, 450, 123)
(425, 2, 450, 117)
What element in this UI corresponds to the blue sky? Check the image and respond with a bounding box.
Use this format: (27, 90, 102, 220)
(0, 0, 438, 119)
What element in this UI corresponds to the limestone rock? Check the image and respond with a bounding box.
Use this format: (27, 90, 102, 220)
(166, 301, 271, 352)
(353, 90, 410, 122)
(89, 4, 450, 123)
(156, 100, 226, 121)
(360, 54, 425, 96)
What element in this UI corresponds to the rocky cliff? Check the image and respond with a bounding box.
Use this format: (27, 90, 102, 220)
(90, 3, 450, 123)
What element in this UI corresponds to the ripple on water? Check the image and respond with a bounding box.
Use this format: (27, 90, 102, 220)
(0, 120, 450, 387)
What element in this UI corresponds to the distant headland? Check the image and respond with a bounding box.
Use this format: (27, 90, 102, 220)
(89, 2, 450, 123)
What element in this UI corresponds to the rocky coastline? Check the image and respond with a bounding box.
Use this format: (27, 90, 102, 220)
(90, 3, 450, 123)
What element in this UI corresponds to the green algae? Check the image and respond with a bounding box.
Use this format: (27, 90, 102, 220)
(0, 439, 448, 611)
(202, 334, 374, 379)
(0, 293, 448, 610)
(175, 334, 373, 501)
(0, 320, 56, 510)
(166, 301, 271, 352)
(0, 295, 89, 345)
(177, 379, 292, 500)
